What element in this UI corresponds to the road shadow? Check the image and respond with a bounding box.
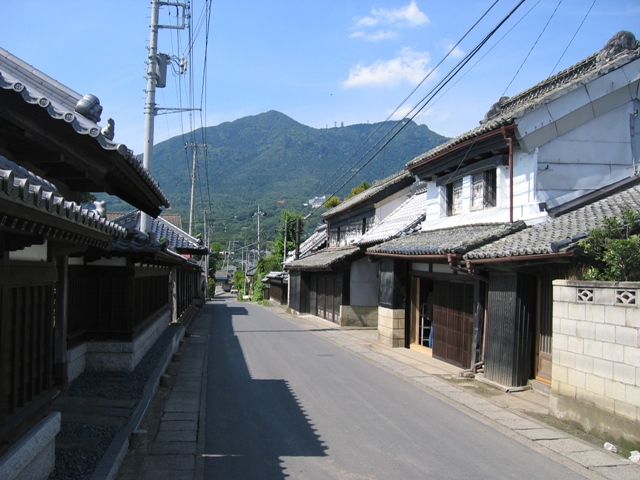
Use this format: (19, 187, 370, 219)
(205, 302, 327, 479)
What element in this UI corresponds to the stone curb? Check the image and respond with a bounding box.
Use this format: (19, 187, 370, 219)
(90, 308, 201, 480)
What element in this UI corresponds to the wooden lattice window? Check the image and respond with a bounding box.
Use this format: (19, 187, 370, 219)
(471, 170, 496, 211)
(447, 179, 463, 216)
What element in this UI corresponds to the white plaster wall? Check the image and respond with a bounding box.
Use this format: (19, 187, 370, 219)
(85, 257, 127, 267)
(374, 186, 411, 223)
(420, 150, 547, 231)
(536, 103, 634, 204)
(9, 241, 47, 261)
(350, 256, 379, 306)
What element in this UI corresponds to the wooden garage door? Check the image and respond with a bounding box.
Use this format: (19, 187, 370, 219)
(432, 280, 474, 368)
(316, 275, 341, 324)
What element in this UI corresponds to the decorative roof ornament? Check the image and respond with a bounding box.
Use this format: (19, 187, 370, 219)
(93, 200, 107, 218)
(480, 96, 510, 125)
(596, 30, 640, 65)
(74, 93, 102, 122)
(101, 118, 115, 140)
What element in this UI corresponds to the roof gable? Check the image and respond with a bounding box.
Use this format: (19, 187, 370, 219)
(407, 31, 640, 172)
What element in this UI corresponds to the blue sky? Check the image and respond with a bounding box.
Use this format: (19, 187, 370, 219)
(2, 0, 640, 156)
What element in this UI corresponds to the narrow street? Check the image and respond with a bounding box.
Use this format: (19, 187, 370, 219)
(204, 296, 591, 480)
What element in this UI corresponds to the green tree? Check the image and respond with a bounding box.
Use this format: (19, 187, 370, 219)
(233, 269, 246, 298)
(208, 242, 226, 276)
(346, 180, 371, 199)
(272, 210, 304, 264)
(250, 211, 304, 302)
(579, 207, 640, 281)
(324, 196, 341, 208)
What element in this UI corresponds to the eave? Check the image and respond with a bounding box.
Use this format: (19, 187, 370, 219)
(0, 88, 167, 216)
(407, 126, 516, 179)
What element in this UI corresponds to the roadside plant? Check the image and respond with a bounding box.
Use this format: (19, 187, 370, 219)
(578, 207, 640, 281)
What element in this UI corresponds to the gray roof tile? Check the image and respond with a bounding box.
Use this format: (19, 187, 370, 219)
(358, 188, 427, 247)
(368, 222, 526, 256)
(465, 179, 640, 260)
(0, 155, 127, 239)
(0, 47, 170, 209)
(110, 211, 207, 255)
(287, 246, 360, 270)
(297, 224, 328, 258)
(323, 170, 410, 217)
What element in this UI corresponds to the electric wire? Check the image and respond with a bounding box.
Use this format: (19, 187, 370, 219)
(548, 0, 597, 76)
(318, 0, 527, 217)
(501, 0, 563, 95)
(308, 0, 502, 202)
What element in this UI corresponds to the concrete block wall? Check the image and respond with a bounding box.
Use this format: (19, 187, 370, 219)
(377, 306, 405, 347)
(551, 280, 640, 442)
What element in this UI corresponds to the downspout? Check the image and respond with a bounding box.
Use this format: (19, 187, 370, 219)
(501, 126, 514, 223)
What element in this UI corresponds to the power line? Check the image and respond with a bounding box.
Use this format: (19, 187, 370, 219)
(548, 0, 597, 76)
(501, 0, 563, 95)
(309, 0, 503, 201)
(321, 0, 527, 206)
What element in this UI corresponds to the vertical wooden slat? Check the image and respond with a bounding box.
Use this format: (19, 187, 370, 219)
(14, 286, 24, 409)
(0, 286, 9, 423)
(28, 286, 36, 401)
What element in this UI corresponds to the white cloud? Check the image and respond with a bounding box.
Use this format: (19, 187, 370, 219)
(355, 1, 430, 28)
(351, 1, 429, 41)
(388, 104, 415, 120)
(350, 29, 398, 42)
(439, 39, 465, 59)
(343, 47, 431, 88)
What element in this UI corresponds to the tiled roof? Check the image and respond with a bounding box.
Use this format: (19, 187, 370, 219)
(286, 246, 360, 271)
(159, 213, 183, 229)
(261, 271, 288, 283)
(110, 211, 207, 255)
(0, 47, 170, 210)
(111, 231, 164, 254)
(295, 224, 328, 259)
(323, 170, 410, 218)
(368, 222, 526, 256)
(0, 155, 127, 240)
(358, 188, 427, 247)
(465, 180, 640, 260)
(407, 31, 640, 169)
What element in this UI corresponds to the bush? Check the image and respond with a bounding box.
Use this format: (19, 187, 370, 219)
(579, 207, 640, 281)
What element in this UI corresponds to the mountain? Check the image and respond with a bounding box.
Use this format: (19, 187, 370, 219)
(105, 111, 449, 246)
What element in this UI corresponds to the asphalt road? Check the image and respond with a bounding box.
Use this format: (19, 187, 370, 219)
(204, 298, 589, 479)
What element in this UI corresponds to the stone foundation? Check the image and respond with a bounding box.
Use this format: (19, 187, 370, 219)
(377, 306, 405, 347)
(340, 305, 378, 327)
(68, 310, 170, 375)
(0, 412, 60, 480)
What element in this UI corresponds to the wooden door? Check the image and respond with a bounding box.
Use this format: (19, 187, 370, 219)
(432, 280, 474, 368)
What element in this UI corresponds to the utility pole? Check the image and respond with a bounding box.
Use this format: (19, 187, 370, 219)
(185, 142, 207, 235)
(141, 0, 190, 234)
(282, 213, 288, 265)
(203, 210, 208, 299)
(253, 205, 265, 259)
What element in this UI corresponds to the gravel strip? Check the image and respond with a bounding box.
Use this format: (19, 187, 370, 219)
(48, 324, 180, 480)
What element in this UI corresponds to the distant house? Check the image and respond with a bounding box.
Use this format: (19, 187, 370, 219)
(287, 171, 415, 325)
(0, 47, 203, 479)
(262, 271, 288, 305)
(366, 30, 640, 388)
